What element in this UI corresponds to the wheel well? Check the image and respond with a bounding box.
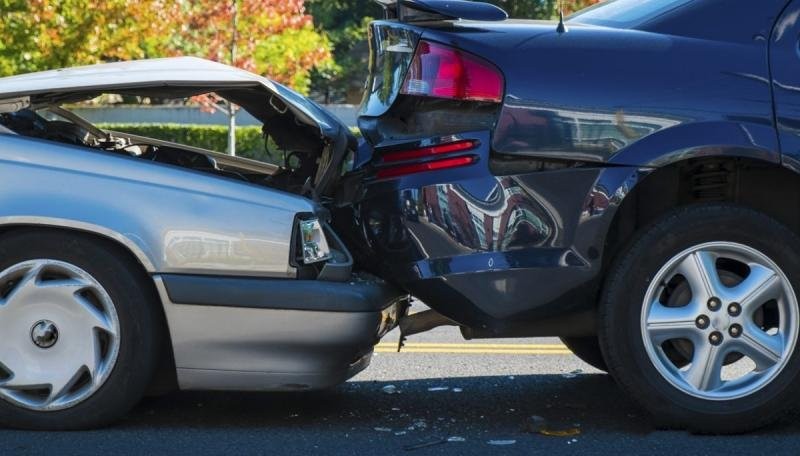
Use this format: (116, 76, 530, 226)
(0, 225, 178, 394)
(604, 157, 800, 271)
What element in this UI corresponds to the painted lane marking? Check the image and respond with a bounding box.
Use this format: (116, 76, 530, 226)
(374, 342, 572, 355)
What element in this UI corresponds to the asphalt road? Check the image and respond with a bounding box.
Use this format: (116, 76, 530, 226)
(3, 322, 800, 455)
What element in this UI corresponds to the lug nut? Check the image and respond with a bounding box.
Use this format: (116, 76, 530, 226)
(709, 331, 723, 346)
(695, 315, 710, 329)
(728, 302, 741, 317)
(729, 324, 742, 338)
(708, 297, 722, 311)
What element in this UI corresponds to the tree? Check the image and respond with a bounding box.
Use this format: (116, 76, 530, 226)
(0, 0, 171, 77)
(0, 0, 333, 96)
(169, 0, 332, 95)
(484, 0, 602, 18)
(307, 0, 382, 103)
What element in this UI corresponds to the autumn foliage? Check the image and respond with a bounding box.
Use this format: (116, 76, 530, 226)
(0, 0, 332, 94)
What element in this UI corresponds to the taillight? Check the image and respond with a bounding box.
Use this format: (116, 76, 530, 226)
(401, 40, 504, 103)
(376, 140, 479, 179)
(381, 139, 476, 163)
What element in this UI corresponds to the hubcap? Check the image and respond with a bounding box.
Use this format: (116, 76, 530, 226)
(0, 260, 120, 411)
(641, 242, 798, 401)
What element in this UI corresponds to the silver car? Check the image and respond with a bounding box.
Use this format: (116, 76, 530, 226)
(0, 57, 406, 430)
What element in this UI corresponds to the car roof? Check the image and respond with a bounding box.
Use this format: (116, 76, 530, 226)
(0, 56, 272, 100)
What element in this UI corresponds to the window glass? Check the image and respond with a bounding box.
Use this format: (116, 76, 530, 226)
(569, 0, 693, 28)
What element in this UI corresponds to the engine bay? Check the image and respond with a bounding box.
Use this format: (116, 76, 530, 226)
(0, 85, 353, 198)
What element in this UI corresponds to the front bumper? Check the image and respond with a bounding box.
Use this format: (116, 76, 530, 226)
(154, 274, 406, 391)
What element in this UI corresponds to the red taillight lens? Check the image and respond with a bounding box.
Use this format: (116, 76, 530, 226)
(377, 156, 476, 179)
(401, 40, 504, 103)
(381, 139, 477, 163)
(376, 139, 479, 179)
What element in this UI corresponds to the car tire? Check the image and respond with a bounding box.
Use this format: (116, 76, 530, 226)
(560, 336, 607, 372)
(0, 229, 162, 430)
(599, 204, 800, 433)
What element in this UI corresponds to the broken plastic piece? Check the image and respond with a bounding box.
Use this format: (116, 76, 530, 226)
(487, 440, 517, 446)
(382, 384, 400, 394)
(539, 428, 581, 437)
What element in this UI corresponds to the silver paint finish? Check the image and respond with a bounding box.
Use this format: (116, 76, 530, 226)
(0, 134, 316, 277)
(0, 259, 120, 411)
(154, 277, 386, 391)
(641, 242, 799, 401)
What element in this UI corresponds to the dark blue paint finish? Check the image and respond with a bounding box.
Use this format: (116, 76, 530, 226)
(771, 0, 800, 173)
(400, 0, 508, 22)
(343, 0, 798, 329)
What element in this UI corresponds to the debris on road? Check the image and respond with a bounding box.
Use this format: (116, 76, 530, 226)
(539, 428, 581, 437)
(561, 369, 584, 379)
(382, 384, 400, 394)
(410, 419, 427, 430)
(524, 415, 582, 437)
(487, 440, 517, 446)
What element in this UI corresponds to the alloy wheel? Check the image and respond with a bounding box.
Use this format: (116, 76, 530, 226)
(641, 242, 799, 400)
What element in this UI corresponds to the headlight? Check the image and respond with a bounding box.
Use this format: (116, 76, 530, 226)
(299, 218, 332, 264)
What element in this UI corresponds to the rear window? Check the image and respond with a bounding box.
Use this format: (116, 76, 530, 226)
(568, 0, 693, 28)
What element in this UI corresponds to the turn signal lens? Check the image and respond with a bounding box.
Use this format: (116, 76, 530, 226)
(299, 218, 331, 264)
(401, 40, 504, 103)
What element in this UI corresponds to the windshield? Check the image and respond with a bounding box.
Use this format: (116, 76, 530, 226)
(568, 0, 693, 29)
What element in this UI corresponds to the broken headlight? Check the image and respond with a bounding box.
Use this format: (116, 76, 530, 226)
(298, 218, 332, 264)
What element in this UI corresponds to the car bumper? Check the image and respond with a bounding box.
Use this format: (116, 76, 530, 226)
(153, 274, 406, 391)
(336, 163, 614, 333)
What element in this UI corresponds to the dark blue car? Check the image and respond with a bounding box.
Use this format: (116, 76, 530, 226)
(335, 0, 800, 433)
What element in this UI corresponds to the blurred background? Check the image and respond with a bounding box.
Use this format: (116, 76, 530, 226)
(0, 0, 601, 159)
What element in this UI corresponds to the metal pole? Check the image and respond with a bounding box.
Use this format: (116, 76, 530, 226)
(227, 0, 238, 156)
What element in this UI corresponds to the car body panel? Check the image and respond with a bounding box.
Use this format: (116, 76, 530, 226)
(771, 0, 800, 173)
(344, 0, 794, 331)
(0, 57, 408, 395)
(154, 276, 403, 391)
(0, 134, 313, 277)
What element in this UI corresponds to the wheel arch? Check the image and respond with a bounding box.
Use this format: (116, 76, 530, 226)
(601, 155, 800, 275)
(0, 222, 178, 394)
(0, 217, 156, 272)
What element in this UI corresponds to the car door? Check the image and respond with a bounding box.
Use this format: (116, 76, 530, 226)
(771, 0, 800, 169)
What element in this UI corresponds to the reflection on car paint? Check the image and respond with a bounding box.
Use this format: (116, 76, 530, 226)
(417, 177, 555, 253)
(495, 98, 681, 163)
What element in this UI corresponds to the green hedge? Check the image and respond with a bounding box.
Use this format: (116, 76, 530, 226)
(97, 123, 277, 163)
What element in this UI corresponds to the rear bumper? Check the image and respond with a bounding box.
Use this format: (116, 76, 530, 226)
(154, 274, 406, 391)
(335, 160, 624, 333)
